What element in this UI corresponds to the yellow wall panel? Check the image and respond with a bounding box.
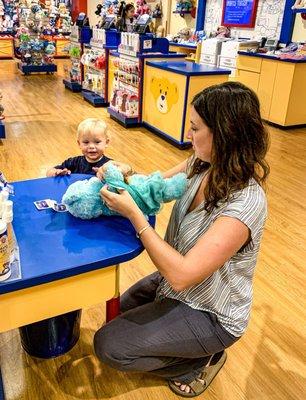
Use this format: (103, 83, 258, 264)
(257, 60, 278, 120)
(143, 66, 187, 141)
(235, 69, 260, 93)
(285, 63, 306, 126)
(0, 39, 13, 58)
(237, 55, 262, 73)
(183, 75, 229, 140)
(269, 63, 295, 126)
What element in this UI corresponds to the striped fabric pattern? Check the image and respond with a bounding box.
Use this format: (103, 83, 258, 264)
(156, 167, 267, 337)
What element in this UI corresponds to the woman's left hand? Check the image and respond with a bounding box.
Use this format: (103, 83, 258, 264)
(100, 185, 140, 219)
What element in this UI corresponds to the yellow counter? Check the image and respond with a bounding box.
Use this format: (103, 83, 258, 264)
(236, 53, 306, 127)
(142, 61, 230, 147)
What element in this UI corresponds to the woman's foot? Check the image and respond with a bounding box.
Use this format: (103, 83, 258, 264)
(168, 351, 227, 398)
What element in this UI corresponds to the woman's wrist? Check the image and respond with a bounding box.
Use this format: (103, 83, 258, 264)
(129, 209, 148, 229)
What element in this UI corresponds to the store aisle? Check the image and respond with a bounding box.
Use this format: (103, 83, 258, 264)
(0, 59, 305, 400)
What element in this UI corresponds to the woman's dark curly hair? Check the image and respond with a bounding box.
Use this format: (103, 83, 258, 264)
(190, 81, 270, 212)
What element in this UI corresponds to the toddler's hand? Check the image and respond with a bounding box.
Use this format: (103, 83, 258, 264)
(54, 168, 71, 176)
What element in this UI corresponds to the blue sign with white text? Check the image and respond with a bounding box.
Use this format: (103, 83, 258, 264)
(222, 0, 258, 27)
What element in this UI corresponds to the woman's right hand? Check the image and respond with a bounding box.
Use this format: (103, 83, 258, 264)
(93, 161, 133, 181)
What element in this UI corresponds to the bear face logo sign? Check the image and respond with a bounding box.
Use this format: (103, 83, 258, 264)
(150, 77, 179, 114)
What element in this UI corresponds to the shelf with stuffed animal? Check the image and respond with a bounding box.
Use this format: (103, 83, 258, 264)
(16, 28, 58, 75)
(173, 0, 195, 17)
(62, 163, 187, 220)
(292, 0, 306, 10)
(80, 42, 107, 107)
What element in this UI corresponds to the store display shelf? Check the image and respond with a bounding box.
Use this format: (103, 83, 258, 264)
(18, 63, 57, 75)
(63, 79, 82, 92)
(168, 41, 197, 49)
(82, 90, 107, 107)
(107, 107, 140, 128)
(0, 120, 5, 139)
(172, 11, 191, 14)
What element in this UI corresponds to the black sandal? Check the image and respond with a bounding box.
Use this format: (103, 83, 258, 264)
(168, 351, 227, 398)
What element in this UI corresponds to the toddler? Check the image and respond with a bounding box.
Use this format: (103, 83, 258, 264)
(46, 118, 111, 177)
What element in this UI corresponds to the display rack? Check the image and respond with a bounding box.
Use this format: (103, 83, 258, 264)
(63, 25, 92, 92)
(107, 33, 182, 128)
(81, 27, 120, 107)
(16, 31, 57, 75)
(108, 53, 141, 126)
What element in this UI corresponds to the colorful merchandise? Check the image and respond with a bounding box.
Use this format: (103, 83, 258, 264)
(0, 89, 4, 120)
(110, 55, 140, 118)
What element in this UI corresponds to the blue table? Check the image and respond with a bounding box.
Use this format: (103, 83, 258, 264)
(0, 174, 153, 399)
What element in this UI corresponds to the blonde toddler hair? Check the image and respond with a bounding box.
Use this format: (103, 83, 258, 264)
(77, 118, 110, 141)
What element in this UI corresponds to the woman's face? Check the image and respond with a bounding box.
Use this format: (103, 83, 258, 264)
(187, 106, 213, 162)
(126, 7, 135, 18)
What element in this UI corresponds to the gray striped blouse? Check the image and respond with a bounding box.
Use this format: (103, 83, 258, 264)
(156, 164, 267, 337)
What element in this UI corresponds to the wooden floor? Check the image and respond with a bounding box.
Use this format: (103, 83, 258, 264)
(0, 59, 305, 400)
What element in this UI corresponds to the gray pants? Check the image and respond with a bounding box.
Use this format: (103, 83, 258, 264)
(94, 272, 238, 383)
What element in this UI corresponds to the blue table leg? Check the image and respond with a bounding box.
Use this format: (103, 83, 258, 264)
(19, 309, 82, 359)
(0, 367, 5, 400)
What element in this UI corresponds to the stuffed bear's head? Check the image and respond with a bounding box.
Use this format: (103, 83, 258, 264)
(150, 77, 179, 114)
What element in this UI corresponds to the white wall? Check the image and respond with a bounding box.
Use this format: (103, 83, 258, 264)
(87, 0, 101, 28)
(204, 0, 286, 40)
(292, 13, 306, 42)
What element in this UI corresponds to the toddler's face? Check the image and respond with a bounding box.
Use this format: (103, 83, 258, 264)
(78, 130, 109, 162)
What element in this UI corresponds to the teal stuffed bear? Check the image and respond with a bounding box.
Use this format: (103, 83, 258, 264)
(62, 163, 187, 219)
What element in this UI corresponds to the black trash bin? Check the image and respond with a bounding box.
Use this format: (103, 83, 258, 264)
(19, 309, 82, 358)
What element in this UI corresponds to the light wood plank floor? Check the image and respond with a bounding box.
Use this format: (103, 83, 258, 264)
(0, 59, 305, 400)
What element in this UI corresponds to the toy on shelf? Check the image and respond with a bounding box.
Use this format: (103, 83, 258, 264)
(109, 55, 140, 120)
(212, 25, 231, 38)
(174, 0, 194, 16)
(134, 0, 151, 18)
(95, 0, 119, 24)
(152, 2, 162, 19)
(63, 23, 92, 91)
(292, 0, 306, 8)
(18, 34, 56, 66)
(81, 46, 106, 98)
(0, 0, 18, 34)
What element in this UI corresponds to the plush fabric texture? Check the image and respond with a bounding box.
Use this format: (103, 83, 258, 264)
(62, 163, 187, 219)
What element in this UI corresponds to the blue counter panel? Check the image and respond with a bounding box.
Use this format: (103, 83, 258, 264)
(0, 370, 4, 400)
(63, 79, 82, 92)
(107, 107, 140, 127)
(168, 42, 197, 49)
(238, 51, 306, 63)
(82, 90, 108, 107)
(146, 61, 231, 76)
(143, 122, 191, 149)
(111, 50, 186, 59)
(0, 121, 5, 139)
(18, 63, 57, 74)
